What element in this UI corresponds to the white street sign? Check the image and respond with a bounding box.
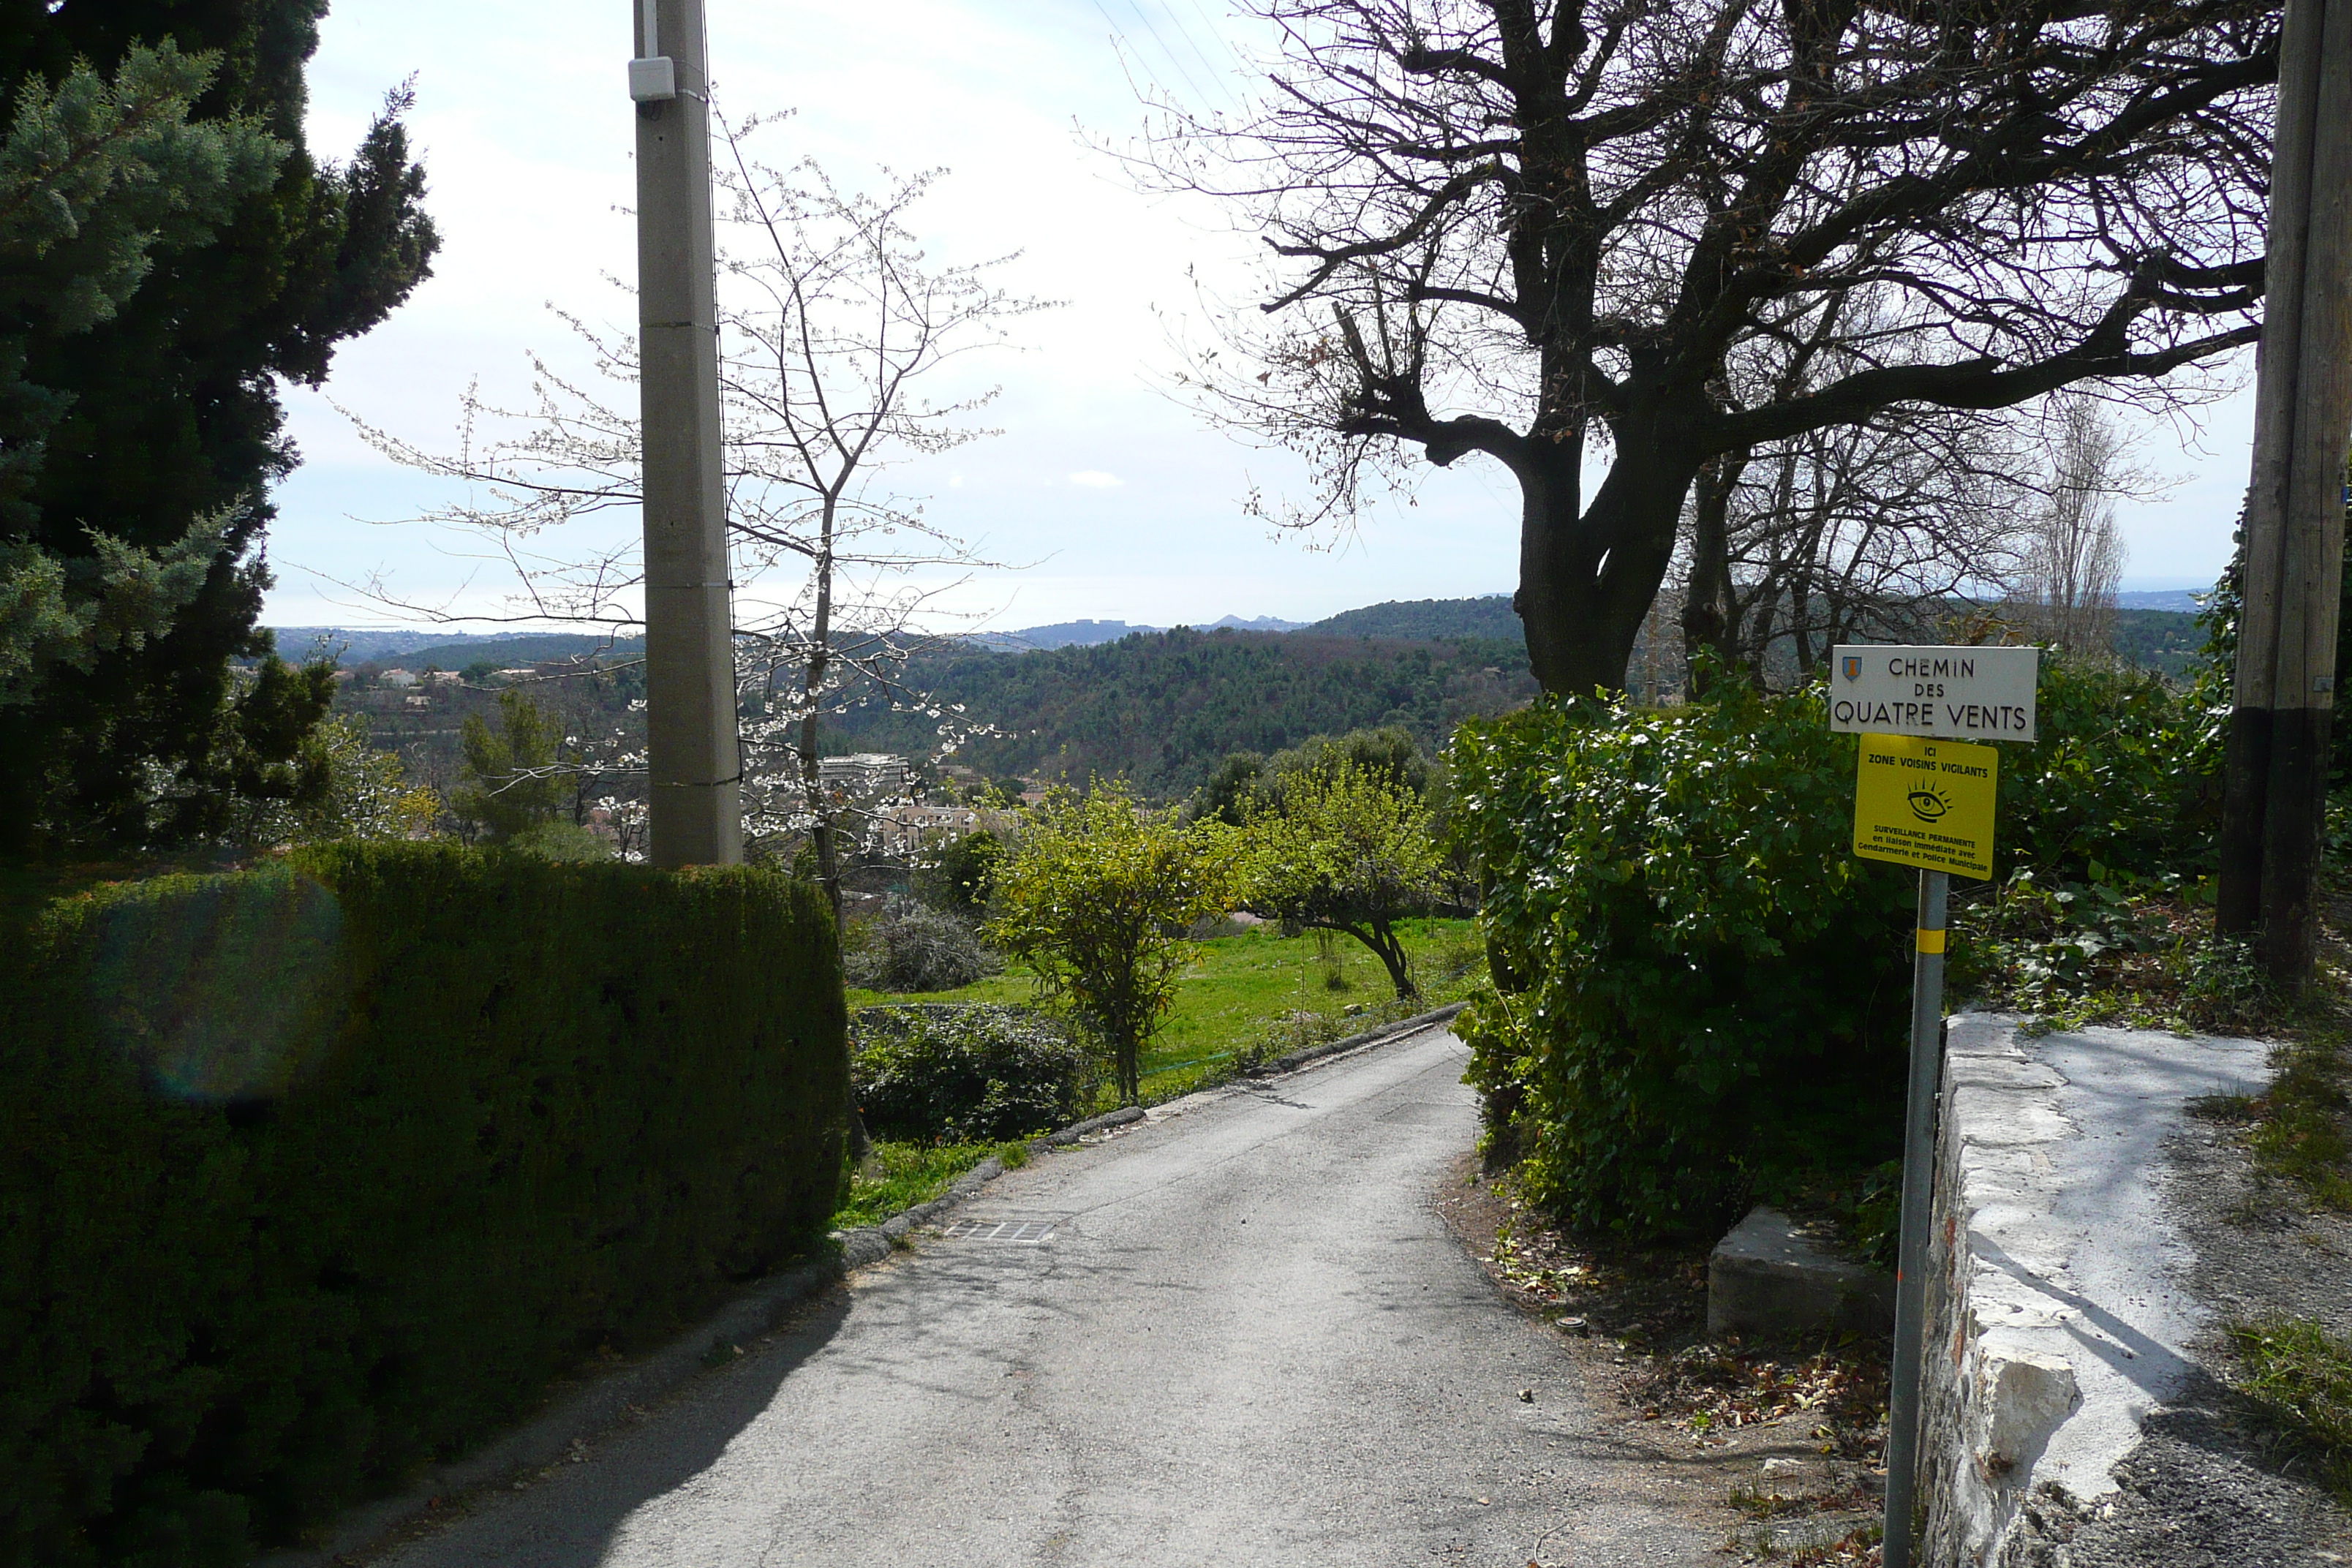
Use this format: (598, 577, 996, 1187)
(1827, 644, 2038, 743)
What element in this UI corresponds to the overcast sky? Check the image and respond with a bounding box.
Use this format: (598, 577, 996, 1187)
(266, 0, 2255, 633)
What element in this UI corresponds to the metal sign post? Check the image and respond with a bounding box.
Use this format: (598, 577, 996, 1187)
(1882, 866, 1945, 1568)
(1830, 646, 2035, 1568)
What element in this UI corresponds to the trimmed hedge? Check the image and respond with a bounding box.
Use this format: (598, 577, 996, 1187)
(0, 843, 847, 1567)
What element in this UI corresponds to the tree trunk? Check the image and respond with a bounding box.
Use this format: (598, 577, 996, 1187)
(1680, 451, 1749, 692)
(799, 502, 842, 924)
(1515, 410, 1708, 698)
(1335, 919, 1418, 1001)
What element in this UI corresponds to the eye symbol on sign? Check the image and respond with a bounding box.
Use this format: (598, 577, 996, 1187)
(1907, 787, 1950, 823)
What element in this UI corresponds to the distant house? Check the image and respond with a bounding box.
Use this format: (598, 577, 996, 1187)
(380, 668, 420, 688)
(873, 804, 981, 858)
(817, 753, 911, 798)
(495, 668, 538, 682)
(424, 670, 462, 687)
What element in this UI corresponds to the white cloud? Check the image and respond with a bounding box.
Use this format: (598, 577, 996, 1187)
(1066, 470, 1124, 489)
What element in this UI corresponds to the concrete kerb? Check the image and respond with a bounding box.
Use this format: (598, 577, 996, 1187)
(1244, 1000, 1470, 1077)
(259, 1007, 1463, 1565)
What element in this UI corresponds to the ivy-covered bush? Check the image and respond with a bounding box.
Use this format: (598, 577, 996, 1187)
(1450, 683, 1915, 1237)
(1996, 657, 2221, 880)
(0, 843, 847, 1567)
(852, 1004, 1098, 1142)
(1450, 655, 2220, 1240)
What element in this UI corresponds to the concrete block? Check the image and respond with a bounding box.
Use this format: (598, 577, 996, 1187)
(1978, 1345, 2079, 1480)
(1706, 1206, 1896, 1341)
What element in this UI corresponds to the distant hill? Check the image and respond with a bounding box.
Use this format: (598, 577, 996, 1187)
(1309, 595, 1522, 643)
(270, 627, 642, 666)
(392, 634, 644, 670)
(2110, 608, 2204, 676)
(826, 625, 1538, 796)
(2115, 589, 2209, 615)
(971, 614, 1308, 650)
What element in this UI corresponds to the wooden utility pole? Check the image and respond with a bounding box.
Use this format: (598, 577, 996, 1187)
(2217, 0, 2352, 983)
(630, 0, 743, 868)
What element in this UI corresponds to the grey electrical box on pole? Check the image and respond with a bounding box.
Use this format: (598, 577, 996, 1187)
(632, 0, 742, 868)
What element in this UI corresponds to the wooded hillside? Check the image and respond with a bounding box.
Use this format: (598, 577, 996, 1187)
(828, 627, 1538, 796)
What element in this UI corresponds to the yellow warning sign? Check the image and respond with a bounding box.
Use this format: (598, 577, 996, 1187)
(1852, 733, 1997, 880)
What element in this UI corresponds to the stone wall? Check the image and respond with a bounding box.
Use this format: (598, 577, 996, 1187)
(1916, 1014, 2268, 1564)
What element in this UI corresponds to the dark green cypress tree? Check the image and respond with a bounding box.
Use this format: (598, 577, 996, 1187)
(0, 1, 437, 853)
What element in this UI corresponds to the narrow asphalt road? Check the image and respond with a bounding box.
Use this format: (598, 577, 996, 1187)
(378, 1028, 1714, 1567)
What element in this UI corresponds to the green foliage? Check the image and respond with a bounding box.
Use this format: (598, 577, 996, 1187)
(1948, 865, 2273, 1036)
(2228, 1317, 2352, 1501)
(298, 714, 437, 840)
(1190, 751, 1267, 826)
(1447, 684, 1916, 1237)
(1264, 723, 1436, 799)
(986, 783, 1235, 1104)
(2107, 608, 2204, 677)
(1237, 761, 1447, 999)
(2243, 1030, 2352, 1210)
(918, 826, 1003, 913)
(453, 688, 568, 843)
(850, 1004, 1098, 1142)
(1455, 651, 2231, 1239)
(851, 916, 1486, 1104)
(1995, 656, 2219, 880)
(503, 821, 614, 862)
(0, 841, 845, 1565)
(0, 7, 438, 854)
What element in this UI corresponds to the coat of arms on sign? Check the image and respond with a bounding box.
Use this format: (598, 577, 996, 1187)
(1842, 655, 1862, 681)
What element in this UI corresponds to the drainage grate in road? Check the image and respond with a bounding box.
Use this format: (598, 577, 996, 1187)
(940, 1214, 1061, 1243)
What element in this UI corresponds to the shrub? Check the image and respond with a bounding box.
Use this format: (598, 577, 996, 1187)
(1997, 657, 2218, 879)
(1448, 683, 1916, 1237)
(917, 828, 1003, 914)
(844, 897, 1001, 992)
(1450, 654, 2219, 1240)
(0, 842, 847, 1566)
(851, 1004, 1098, 1141)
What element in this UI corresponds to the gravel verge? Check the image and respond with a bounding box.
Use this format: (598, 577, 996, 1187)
(1995, 1090, 2352, 1566)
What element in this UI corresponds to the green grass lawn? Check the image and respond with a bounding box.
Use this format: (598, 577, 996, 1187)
(834, 1138, 1033, 1229)
(849, 916, 1486, 1107)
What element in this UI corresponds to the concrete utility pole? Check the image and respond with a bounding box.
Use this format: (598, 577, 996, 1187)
(630, 0, 743, 868)
(2217, 0, 2352, 983)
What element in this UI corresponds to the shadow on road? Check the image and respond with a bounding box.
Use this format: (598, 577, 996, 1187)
(386, 1284, 856, 1568)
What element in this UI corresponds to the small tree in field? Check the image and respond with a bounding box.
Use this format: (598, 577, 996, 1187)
(1240, 762, 1444, 1001)
(987, 785, 1232, 1105)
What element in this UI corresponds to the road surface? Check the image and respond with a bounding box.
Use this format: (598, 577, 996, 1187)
(378, 1027, 1713, 1567)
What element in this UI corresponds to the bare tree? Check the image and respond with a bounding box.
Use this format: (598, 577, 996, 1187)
(1138, 0, 2274, 695)
(341, 120, 1048, 903)
(2013, 394, 2128, 653)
